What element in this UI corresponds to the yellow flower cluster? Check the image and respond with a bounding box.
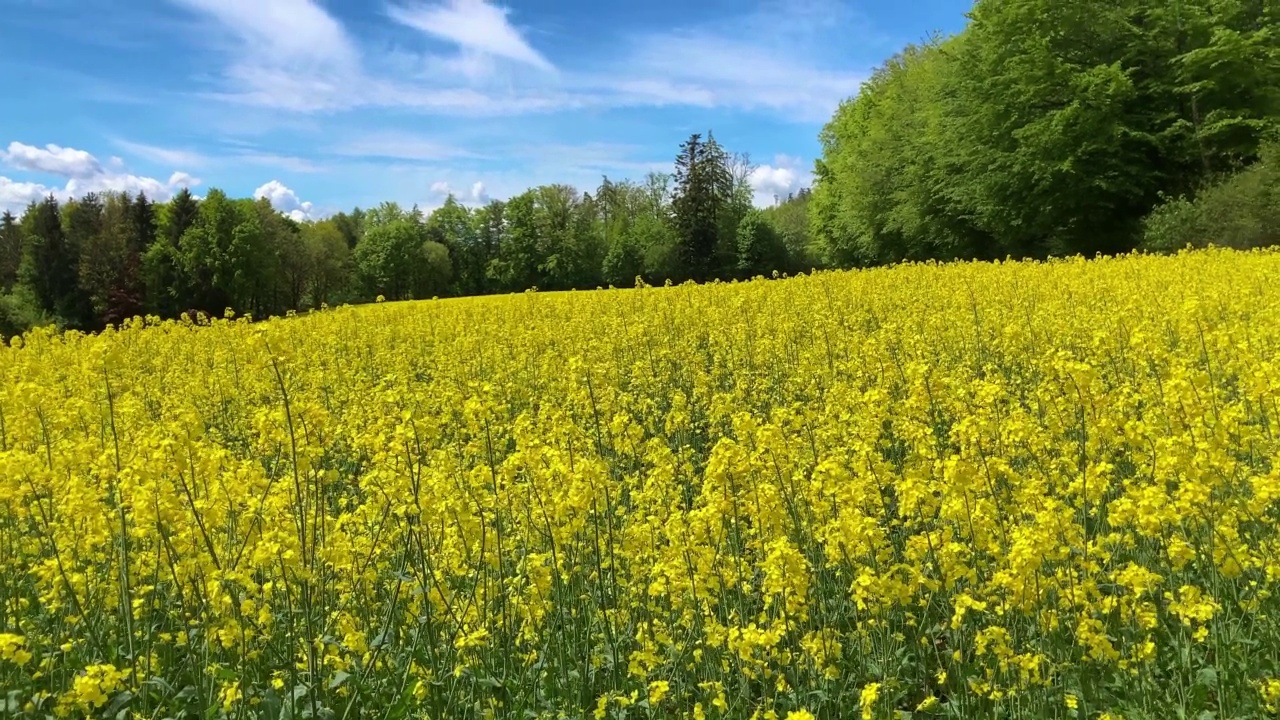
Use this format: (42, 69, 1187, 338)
(64, 664, 129, 714)
(0, 633, 31, 666)
(1, 247, 1280, 718)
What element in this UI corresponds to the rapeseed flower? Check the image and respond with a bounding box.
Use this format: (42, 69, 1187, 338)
(0, 247, 1278, 717)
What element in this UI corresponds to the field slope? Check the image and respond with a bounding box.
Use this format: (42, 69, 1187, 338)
(3, 248, 1280, 719)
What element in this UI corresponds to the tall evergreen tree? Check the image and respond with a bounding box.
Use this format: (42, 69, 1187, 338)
(58, 193, 103, 326)
(0, 210, 21, 291)
(672, 133, 731, 282)
(164, 188, 200, 247)
(18, 196, 79, 322)
(131, 193, 156, 254)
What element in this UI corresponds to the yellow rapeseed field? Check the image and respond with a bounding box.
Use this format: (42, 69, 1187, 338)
(3, 248, 1280, 719)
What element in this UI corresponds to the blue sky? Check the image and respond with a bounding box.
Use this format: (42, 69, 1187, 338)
(0, 0, 972, 219)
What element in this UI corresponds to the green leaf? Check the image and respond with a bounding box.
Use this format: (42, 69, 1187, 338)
(103, 690, 134, 717)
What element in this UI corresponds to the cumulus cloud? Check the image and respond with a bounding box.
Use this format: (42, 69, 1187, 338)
(430, 179, 489, 205)
(748, 154, 812, 207)
(254, 180, 318, 221)
(65, 172, 201, 201)
(1, 141, 104, 178)
(0, 140, 202, 214)
(0, 177, 57, 214)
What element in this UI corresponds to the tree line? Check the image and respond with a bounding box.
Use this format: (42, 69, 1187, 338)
(0, 133, 816, 337)
(810, 0, 1279, 265)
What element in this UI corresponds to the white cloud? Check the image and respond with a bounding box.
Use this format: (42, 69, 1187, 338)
(161, 0, 861, 122)
(116, 137, 327, 175)
(332, 133, 480, 162)
(388, 0, 554, 73)
(254, 179, 317, 221)
(166, 0, 362, 111)
(235, 153, 325, 173)
(1, 141, 104, 178)
(0, 140, 202, 214)
(168, 171, 201, 188)
(168, 0, 563, 115)
(169, 0, 357, 68)
(112, 138, 209, 168)
(598, 28, 866, 123)
(429, 179, 489, 205)
(748, 154, 812, 207)
(65, 171, 202, 201)
(0, 177, 58, 214)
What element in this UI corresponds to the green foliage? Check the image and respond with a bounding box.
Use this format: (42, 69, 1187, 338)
(0, 210, 21, 291)
(760, 189, 816, 272)
(1142, 143, 1280, 251)
(602, 235, 644, 287)
(142, 237, 185, 319)
(329, 208, 365, 249)
(425, 196, 474, 293)
(417, 240, 452, 298)
(354, 216, 426, 301)
(0, 284, 52, 339)
(811, 0, 1280, 264)
(18, 196, 79, 322)
(735, 209, 788, 277)
(302, 220, 353, 306)
(672, 133, 733, 282)
(634, 214, 681, 284)
(79, 192, 144, 326)
(463, 201, 504, 296)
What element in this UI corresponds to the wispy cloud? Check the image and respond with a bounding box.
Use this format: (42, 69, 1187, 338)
(168, 0, 358, 67)
(589, 0, 869, 122)
(110, 138, 326, 174)
(510, 141, 671, 177)
(111, 138, 209, 168)
(330, 132, 485, 162)
(234, 152, 326, 174)
(161, 0, 863, 122)
(387, 0, 556, 73)
(165, 0, 362, 112)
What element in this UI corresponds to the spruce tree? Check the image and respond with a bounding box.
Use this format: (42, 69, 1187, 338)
(0, 210, 21, 291)
(19, 196, 77, 321)
(672, 133, 731, 282)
